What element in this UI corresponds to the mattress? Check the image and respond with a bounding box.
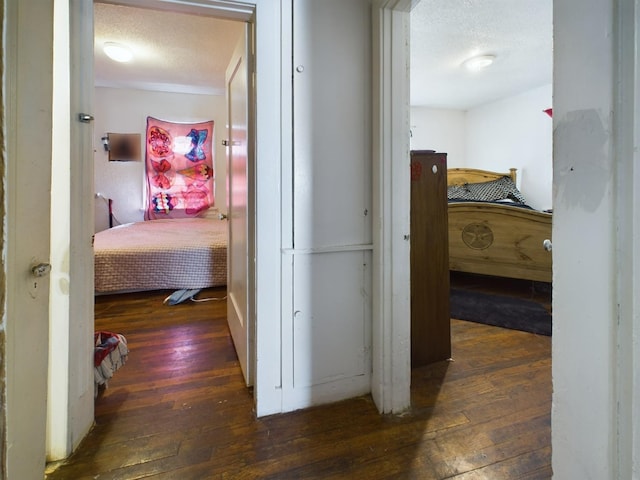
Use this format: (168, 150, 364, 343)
(94, 217, 227, 293)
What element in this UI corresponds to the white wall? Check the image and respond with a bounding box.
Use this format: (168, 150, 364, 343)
(466, 84, 552, 211)
(410, 84, 553, 211)
(552, 0, 640, 477)
(409, 108, 466, 166)
(93, 87, 227, 232)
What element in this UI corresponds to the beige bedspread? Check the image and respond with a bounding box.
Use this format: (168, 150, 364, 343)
(94, 217, 227, 293)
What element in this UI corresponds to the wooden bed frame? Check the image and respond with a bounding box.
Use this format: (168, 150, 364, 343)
(447, 168, 552, 283)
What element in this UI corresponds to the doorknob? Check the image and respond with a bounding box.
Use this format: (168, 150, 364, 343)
(31, 263, 52, 277)
(543, 239, 552, 252)
(218, 213, 228, 220)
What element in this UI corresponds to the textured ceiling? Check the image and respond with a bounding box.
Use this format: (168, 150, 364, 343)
(94, 3, 244, 95)
(94, 0, 552, 110)
(410, 0, 553, 109)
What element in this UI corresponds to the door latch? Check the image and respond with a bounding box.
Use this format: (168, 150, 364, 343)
(31, 263, 52, 277)
(78, 113, 94, 123)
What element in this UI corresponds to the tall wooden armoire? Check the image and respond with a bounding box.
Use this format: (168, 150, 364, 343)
(410, 150, 451, 368)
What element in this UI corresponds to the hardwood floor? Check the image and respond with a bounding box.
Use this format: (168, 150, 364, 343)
(45, 279, 551, 479)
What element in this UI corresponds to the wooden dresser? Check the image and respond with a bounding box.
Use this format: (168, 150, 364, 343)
(410, 150, 451, 367)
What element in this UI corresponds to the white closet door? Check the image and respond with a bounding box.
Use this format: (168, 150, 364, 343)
(286, 0, 372, 409)
(293, 0, 372, 250)
(226, 25, 254, 386)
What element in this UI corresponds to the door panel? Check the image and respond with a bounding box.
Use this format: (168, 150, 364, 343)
(4, 1, 54, 477)
(226, 25, 254, 386)
(292, 0, 372, 250)
(292, 252, 371, 388)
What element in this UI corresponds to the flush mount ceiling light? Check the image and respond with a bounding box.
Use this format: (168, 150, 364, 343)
(462, 54, 496, 72)
(103, 42, 133, 63)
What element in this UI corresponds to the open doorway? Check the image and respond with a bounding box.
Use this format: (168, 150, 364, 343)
(47, 0, 256, 463)
(90, 1, 253, 383)
(408, 0, 553, 339)
(406, 0, 553, 471)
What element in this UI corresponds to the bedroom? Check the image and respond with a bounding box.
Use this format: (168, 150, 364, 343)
(409, 0, 553, 336)
(92, 2, 242, 289)
(409, 0, 552, 212)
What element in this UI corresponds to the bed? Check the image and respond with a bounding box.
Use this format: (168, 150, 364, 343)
(447, 167, 552, 283)
(94, 217, 227, 294)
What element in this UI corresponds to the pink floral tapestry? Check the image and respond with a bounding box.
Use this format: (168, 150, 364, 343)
(144, 116, 215, 220)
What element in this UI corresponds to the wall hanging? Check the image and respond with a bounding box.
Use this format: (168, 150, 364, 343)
(144, 116, 215, 220)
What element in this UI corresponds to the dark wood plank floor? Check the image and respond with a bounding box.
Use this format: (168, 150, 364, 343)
(46, 277, 551, 479)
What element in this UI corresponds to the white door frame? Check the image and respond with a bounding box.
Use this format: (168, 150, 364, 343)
(84, 0, 286, 420)
(613, 3, 640, 474)
(370, 0, 414, 414)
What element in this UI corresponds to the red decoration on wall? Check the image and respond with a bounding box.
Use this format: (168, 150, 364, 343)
(543, 108, 553, 118)
(410, 161, 423, 182)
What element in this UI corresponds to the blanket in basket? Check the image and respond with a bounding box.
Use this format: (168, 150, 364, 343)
(94, 331, 129, 390)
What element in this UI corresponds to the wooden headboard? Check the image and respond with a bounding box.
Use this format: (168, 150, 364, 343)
(447, 167, 517, 186)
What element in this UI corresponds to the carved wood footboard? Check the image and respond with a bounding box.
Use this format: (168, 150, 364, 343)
(447, 168, 552, 283)
(448, 202, 552, 282)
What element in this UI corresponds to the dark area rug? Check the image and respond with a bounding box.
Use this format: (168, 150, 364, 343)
(450, 288, 552, 336)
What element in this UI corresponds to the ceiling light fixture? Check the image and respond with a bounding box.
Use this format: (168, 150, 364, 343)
(103, 42, 133, 63)
(462, 54, 496, 72)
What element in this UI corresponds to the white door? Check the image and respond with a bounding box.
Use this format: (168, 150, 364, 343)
(4, 2, 54, 477)
(67, 0, 97, 451)
(226, 25, 254, 386)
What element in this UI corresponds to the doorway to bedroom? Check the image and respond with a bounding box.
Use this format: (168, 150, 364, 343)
(91, 0, 253, 425)
(407, 0, 553, 467)
(408, 0, 553, 341)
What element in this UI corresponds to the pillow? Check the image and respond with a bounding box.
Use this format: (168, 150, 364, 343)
(447, 176, 527, 204)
